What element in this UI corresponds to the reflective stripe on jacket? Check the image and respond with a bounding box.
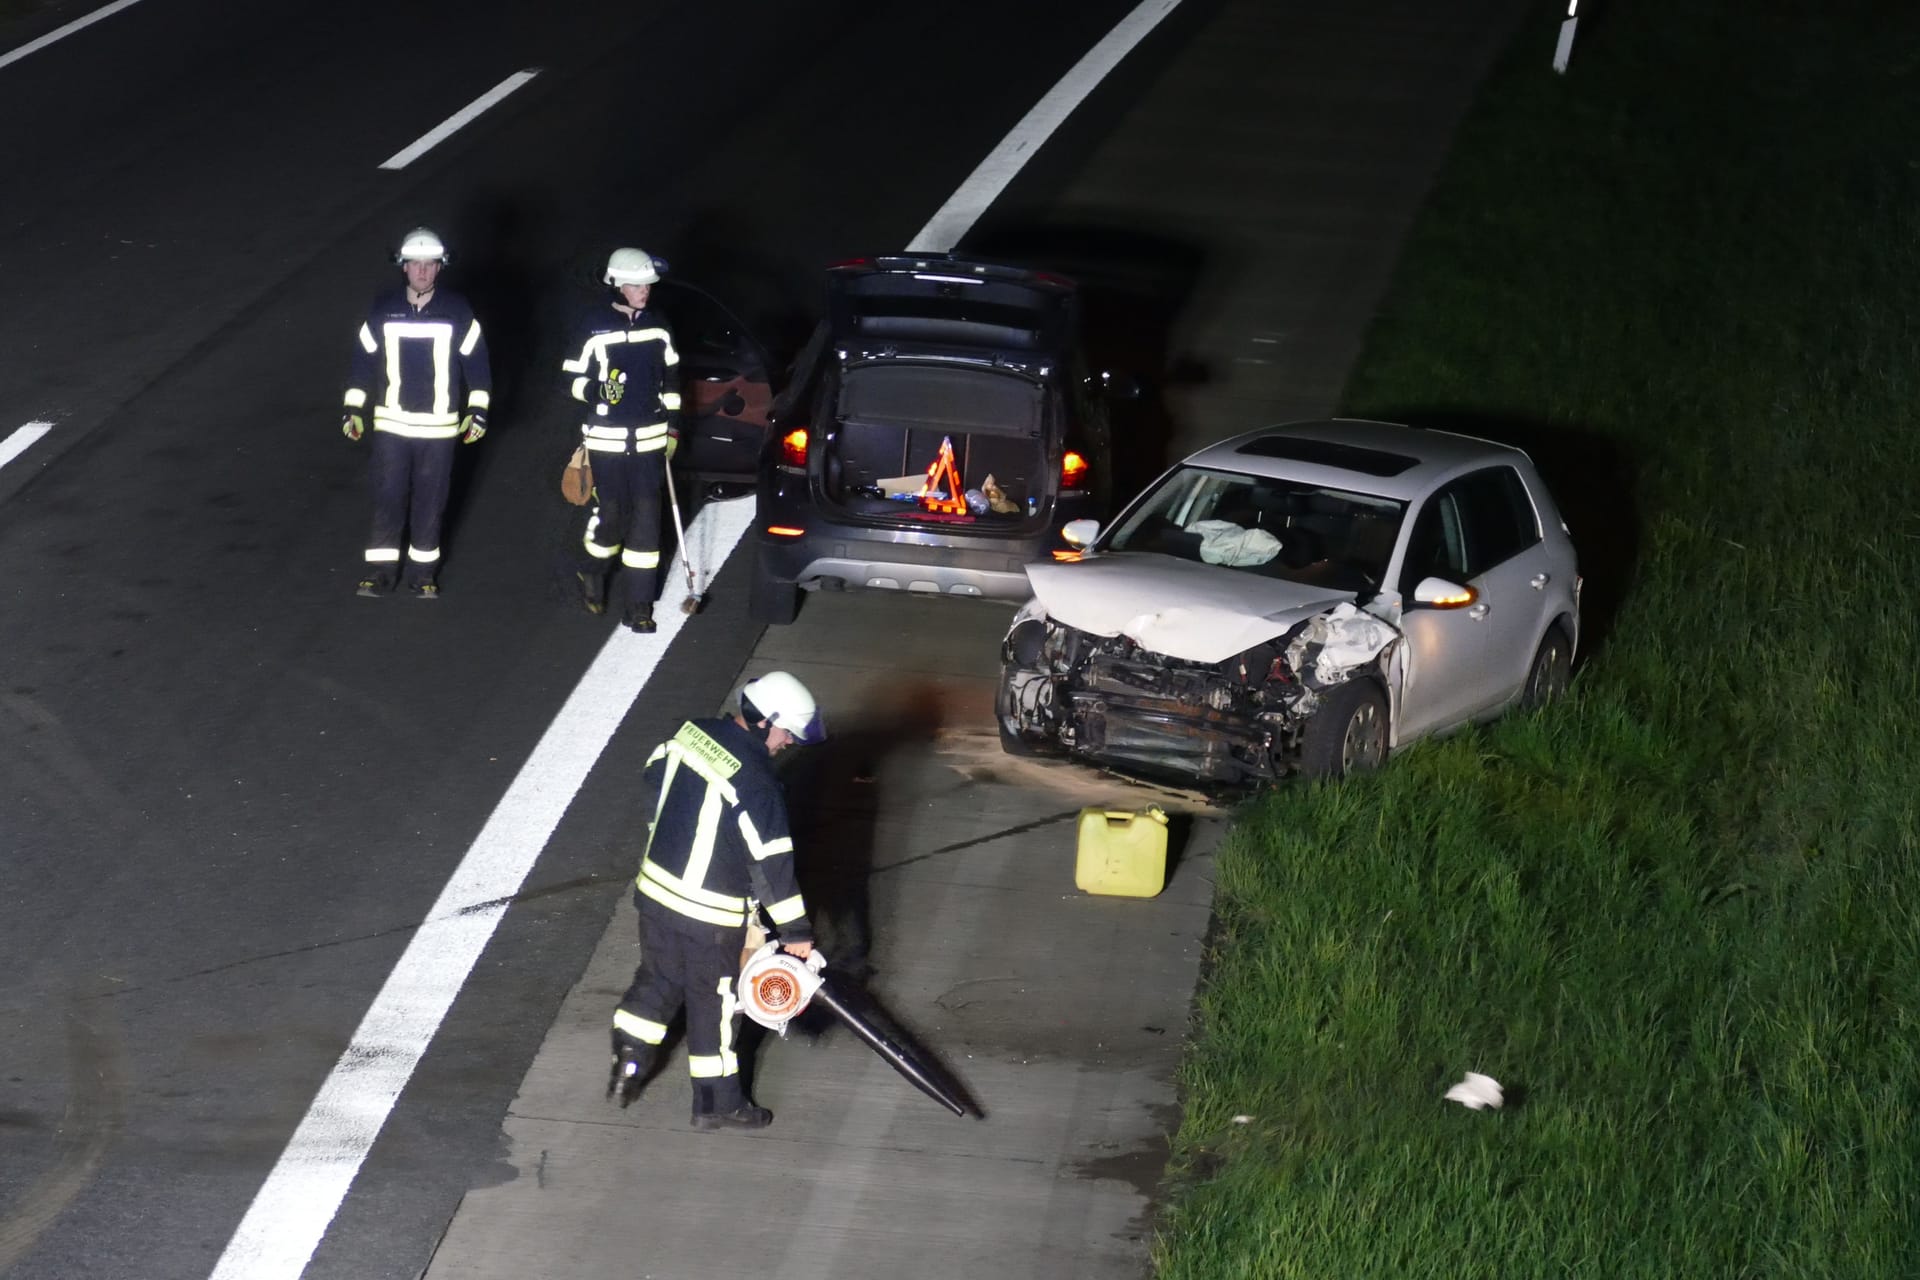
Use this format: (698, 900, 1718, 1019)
(635, 718, 812, 940)
(560, 303, 681, 454)
(344, 288, 492, 437)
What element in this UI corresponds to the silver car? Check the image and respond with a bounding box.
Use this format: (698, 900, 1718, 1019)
(997, 419, 1581, 785)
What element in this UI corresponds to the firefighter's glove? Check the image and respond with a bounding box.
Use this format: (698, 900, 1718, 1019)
(664, 431, 679, 461)
(459, 412, 487, 444)
(341, 412, 365, 442)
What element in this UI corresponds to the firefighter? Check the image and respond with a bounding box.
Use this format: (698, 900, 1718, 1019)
(561, 247, 682, 632)
(341, 227, 492, 599)
(609, 672, 825, 1130)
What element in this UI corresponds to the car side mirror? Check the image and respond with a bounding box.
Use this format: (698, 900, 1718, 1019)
(1411, 576, 1477, 608)
(1061, 518, 1102, 549)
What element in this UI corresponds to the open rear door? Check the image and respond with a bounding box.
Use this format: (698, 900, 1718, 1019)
(651, 282, 775, 483)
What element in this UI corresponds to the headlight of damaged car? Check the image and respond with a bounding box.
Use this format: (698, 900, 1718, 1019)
(1004, 598, 1054, 667)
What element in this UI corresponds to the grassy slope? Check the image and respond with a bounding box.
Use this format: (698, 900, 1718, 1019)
(1154, 4, 1920, 1276)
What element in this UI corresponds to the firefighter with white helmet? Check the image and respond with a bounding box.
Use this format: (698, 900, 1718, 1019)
(609, 672, 826, 1129)
(341, 227, 492, 598)
(560, 246, 682, 631)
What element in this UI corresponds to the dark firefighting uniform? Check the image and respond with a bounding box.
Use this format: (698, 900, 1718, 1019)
(343, 288, 492, 587)
(613, 716, 812, 1116)
(559, 303, 681, 608)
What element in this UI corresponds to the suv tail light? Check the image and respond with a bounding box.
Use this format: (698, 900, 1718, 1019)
(1060, 450, 1089, 490)
(780, 428, 809, 469)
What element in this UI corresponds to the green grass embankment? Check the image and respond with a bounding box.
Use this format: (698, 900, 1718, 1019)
(1154, 4, 1920, 1275)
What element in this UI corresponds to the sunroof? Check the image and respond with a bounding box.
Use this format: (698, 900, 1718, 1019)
(1235, 436, 1420, 476)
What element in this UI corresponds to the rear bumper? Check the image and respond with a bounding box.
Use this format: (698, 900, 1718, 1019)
(756, 479, 1097, 601)
(759, 529, 1040, 600)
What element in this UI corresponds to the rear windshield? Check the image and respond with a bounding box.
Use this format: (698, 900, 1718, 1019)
(1106, 466, 1406, 592)
(838, 364, 1043, 437)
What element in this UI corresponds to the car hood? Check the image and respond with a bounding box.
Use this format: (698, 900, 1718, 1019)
(1024, 553, 1359, 664)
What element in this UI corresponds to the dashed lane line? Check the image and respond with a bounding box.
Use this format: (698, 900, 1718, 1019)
(0, 0, 146, 73)
(0, 421, 52, 470)
(378, 69, 541, 170)
(210, 0, 1185, 1274)
(908, 0, 1184, 254)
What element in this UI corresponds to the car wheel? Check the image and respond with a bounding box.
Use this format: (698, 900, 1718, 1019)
(749, 567, 800, 625)
(1522, 625, 1572, 708)
(1297, 678, 1389, 780)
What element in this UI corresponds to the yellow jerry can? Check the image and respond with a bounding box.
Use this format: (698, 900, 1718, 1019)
(1075, 805, 1170, 898)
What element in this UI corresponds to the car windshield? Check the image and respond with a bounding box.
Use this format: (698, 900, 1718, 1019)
(1105, 465, 1406, 591)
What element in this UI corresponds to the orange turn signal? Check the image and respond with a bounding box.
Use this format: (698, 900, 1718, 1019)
(767, 525, 806, 538)
(1061, 450, 1089, 490)
(780, 428, 809, 468)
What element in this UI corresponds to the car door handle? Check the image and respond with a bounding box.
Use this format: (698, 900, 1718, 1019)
(1530, 573, 1550, 590)
(1468, 603, 1490, 620)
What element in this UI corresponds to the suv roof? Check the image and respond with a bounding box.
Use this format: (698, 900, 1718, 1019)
(828, 255, 1076, 356)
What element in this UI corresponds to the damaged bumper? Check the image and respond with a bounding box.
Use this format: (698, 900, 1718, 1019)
(998, 600, 1400, 787)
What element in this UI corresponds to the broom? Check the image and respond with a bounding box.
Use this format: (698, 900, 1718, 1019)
(663, 454, 706, 615)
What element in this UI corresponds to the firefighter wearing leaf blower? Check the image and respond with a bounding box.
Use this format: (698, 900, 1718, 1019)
(341, 227, 492, 599)
(609, 672, 824, 1129)
(561, 247, 682, 633)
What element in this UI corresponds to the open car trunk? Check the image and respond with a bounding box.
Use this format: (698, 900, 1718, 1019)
(820, 362, 1051, 533)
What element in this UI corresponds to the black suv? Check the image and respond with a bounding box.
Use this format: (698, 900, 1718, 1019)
(749, 256, 1123, 624)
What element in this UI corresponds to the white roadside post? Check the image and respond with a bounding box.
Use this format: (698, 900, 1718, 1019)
(1553, 0, 1581, 75)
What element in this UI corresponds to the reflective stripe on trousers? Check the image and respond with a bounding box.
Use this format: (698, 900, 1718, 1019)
(581, 451, 665, 603)
(616, 908, 750, 1112)
(365, 432, 455, 584)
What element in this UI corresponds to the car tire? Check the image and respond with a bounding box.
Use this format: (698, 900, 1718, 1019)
(1297, 678, 1389, 780)
(1521, 625, 1572, 709)
(749, 567, 801, 625)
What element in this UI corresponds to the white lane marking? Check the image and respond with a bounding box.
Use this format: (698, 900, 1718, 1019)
(0, 0, 146, 73)
(378, 69, 540, 170)
(0, 421, 53, 470)
(907, 0, 1184, 253)
(213, 0, 1171, 1268)
(208, 497, 756, 1280)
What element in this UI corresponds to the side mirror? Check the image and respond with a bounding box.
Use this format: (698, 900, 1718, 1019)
(1411, 576, 1477, 608)
(1061, 518, 1102, 549)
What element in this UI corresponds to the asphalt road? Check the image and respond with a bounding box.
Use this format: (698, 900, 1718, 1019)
(0, 2, 1176, 1275)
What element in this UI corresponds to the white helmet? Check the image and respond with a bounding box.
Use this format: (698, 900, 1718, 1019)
(395, 227, 449, 264)
(604, 247, 661, 287)
(739, 672, 825, 744)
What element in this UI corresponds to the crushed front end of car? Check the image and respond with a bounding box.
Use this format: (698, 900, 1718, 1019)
(997, 596, 1401, 788)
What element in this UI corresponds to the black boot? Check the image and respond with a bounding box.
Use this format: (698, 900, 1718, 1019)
(690, 1080, 769, 1130)
(690, 1104, 773, 1131)
(625, 603, 656, 634)
(607, 1033, 658, 1108)
(578, 570, 608, 616)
